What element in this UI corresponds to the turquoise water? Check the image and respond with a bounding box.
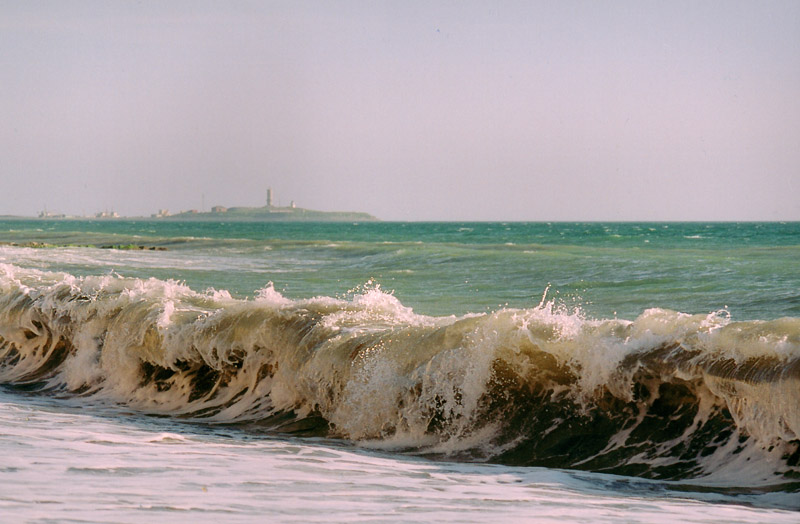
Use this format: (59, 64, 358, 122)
(1, 220, 798, 521)
(2, 220, 798, 319)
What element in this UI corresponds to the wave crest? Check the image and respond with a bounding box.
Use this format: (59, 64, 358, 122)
(1, 264, 798, 486)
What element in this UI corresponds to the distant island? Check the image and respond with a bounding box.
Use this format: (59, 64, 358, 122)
(27, 205, 378, 222)
(28, 188, 379, 222)
(155, 204, 378, 222)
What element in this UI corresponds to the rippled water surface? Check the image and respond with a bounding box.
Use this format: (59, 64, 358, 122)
(1, 220, 798, 521)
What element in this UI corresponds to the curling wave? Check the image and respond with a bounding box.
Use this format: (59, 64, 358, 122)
(0, 263, 798, 487)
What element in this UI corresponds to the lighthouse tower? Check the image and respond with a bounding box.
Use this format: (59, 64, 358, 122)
(266, 188, 273, 208)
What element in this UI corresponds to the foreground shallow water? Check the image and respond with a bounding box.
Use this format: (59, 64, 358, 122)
(1, 390, 797, 523)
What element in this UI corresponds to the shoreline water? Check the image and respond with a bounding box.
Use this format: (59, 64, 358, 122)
(4, 390, 797, 523)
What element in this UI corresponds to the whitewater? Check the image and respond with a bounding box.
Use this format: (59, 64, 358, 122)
(0, 220, 798, 522)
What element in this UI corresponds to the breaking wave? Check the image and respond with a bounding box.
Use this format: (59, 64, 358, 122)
(1, 263, 798, 489)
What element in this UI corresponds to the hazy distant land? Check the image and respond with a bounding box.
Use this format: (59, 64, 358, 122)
(13, 204, 379, 222)
(160, 204, 378, 222)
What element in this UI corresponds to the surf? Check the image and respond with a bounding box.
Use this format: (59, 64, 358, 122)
(0, 263, 798, 491)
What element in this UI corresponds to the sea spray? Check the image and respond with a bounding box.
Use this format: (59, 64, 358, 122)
(0, 263, 798, 489)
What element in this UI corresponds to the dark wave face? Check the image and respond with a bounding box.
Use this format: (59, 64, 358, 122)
(1, 264, 798, 490)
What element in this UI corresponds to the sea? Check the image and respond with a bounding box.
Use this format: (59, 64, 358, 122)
(0, 219, 798, 523)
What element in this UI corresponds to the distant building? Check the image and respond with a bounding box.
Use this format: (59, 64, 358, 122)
(38, 210, 66, 219)
(211, 206, 227, 213)
(267, 188, 273, 207)
(151, 209, 171, 218)
(290, 201, 296, 208)
(95, 211, 119, 218)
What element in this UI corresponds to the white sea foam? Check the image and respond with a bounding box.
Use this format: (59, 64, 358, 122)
(0, 264, 798, 494)
(3, 390, 797, 522)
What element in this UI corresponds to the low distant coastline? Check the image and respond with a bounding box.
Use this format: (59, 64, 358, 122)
(154, 204, 378, 222)
(13, 204, 379, 222)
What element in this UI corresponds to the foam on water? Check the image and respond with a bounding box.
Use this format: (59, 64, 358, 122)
(0, 263, 798, 504)
(1, 389, 798, 522)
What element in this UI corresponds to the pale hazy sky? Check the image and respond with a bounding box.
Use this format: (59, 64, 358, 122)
(1, 1, 799, 220)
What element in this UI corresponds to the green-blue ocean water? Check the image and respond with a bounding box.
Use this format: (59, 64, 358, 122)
(2, 219, 798, 321)
(2, 219, 800, 521)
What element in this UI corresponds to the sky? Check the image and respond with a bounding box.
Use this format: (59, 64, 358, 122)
(1, 1, 799, 221)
